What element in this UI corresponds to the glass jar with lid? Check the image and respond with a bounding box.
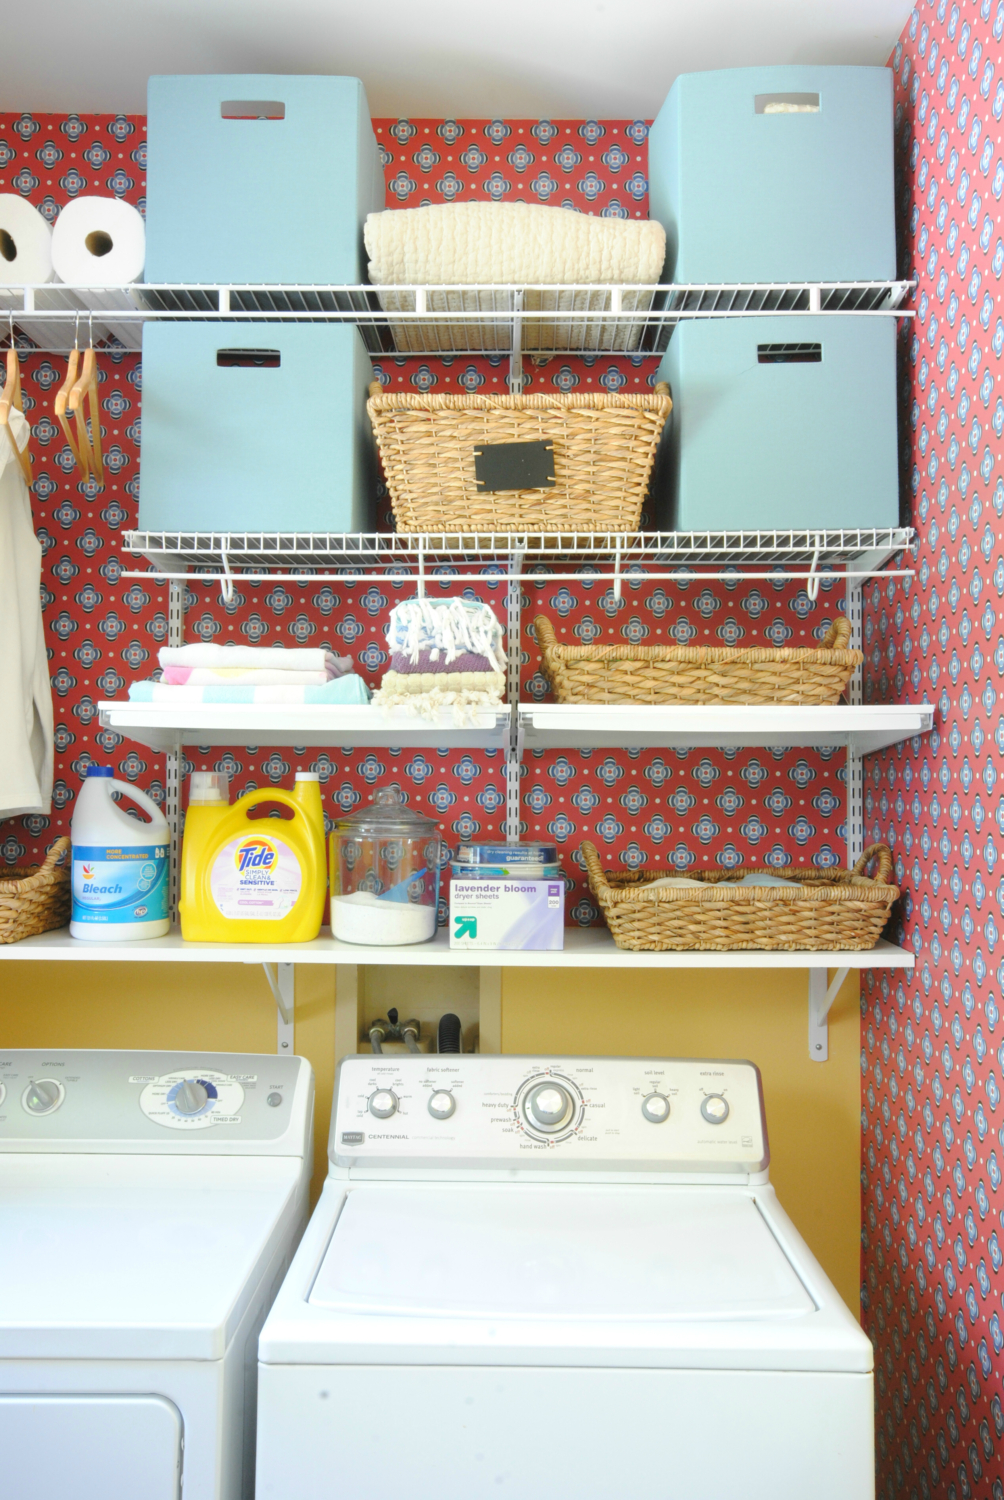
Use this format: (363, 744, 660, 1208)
(329, 787, 442, 945)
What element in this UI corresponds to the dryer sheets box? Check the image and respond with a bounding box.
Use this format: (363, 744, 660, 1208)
(449, 880, 564, 951)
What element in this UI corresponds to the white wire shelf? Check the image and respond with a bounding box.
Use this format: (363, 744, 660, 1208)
(96, 701, 932, 757)
(0, 926, 915, 973)
(1, 279, 914, 356)
(123, 528, 915, 585)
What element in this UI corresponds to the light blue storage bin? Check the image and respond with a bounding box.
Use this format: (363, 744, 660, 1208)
(145, 75, 385, 284)
(137, 323, 376, 532)
(648, 66, 895, 283)
(651, 315, 899, 531)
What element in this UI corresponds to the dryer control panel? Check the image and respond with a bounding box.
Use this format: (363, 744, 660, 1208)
(331, 1055, 768, 1175)
(0, 1050, 312, 1154)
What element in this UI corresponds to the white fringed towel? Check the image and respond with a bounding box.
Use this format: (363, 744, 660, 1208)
(365, 202, 666, 354)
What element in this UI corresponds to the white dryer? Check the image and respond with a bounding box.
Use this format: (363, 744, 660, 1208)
(257, 1054, 873, 1499)
(0, 1049, 313, 1500)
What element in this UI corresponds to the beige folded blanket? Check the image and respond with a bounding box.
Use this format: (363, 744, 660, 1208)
(365, 203, 666, 355)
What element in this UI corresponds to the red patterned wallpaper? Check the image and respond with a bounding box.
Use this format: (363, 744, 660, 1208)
(0, 109, 851, 926)
(866, 4, 1004, 1497)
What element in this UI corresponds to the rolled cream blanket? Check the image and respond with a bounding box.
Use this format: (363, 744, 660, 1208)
(365, 201, 666, 354)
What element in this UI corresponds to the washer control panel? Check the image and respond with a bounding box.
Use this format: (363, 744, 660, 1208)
(0, 1051, 309, 1151)
(332, 1056, 767, 1174)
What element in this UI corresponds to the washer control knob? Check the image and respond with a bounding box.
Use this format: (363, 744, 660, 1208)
(172, 1079, 210, 1115)
(428, 1090, 456, 1120)
(369, 1089, 398, 1120)
(22, 1079, 64, 1115)
(641, 1092, 670, 1124)
(524, 1082, 572, 1132)
(0, 1082, 6, 1108)
(701, 1094, 730, 1125)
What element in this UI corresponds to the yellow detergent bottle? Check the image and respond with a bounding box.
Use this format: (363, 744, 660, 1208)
(180, 771, 326, 943)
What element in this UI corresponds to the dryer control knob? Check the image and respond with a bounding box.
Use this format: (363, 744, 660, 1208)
(701, 1094, 730, 1124)
(172, 1079, 210, 1115)
(641, 1092, 670, 1123)
(524, 1083, 572, 1132)
(428, 1090, 456, 1120)
(369, 1089, 398, 1120)
(22, 1079, 64, 1115)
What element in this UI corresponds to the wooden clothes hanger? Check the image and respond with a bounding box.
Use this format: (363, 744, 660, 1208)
(0, 321, 33, 487)
(55, 320, 85, 473)
(67, 317, 104, 486)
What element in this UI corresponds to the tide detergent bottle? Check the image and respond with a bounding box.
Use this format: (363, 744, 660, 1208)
(179, 771, 326, 942)
(70, 765, 171, 940)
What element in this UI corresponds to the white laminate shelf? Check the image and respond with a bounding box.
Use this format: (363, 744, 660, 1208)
(97, 700, 934, 756)
(0, 926, 913, 971)
(96, 702, 512, 753)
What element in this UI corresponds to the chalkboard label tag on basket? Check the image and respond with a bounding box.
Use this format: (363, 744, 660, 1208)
(474, 440, 555, 492)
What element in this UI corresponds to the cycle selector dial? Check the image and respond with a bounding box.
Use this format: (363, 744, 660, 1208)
(171, 1080, 210, 1116)
(22, 1079, 65, 1115)
(641, 1092, 670, 1123)
(523, 1081, 574, 1133)
(369, 1089, 398, 1120)
(428, 1090, 456, 1120)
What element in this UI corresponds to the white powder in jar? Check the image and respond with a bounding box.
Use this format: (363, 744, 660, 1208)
(332, 890, 437, 945)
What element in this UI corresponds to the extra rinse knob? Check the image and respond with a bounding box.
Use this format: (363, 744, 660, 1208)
(523, 1082, 573, 1133)
(22, 1079, 64, 1115)
(172, 1080, 210, 1115)
(701, 1094, 730, 1124)
(369, 1089, 398, 1120)
(641, 1092, 670, 1123)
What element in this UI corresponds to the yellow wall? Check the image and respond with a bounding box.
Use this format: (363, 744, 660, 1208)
(0, 961, 860, 1308)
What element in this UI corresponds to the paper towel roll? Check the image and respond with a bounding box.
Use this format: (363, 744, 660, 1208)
(0, 195, 54, 284)
(51, 197, 145, 287)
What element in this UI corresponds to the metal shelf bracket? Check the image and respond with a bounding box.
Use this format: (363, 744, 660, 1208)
(808, 966, 850, 1062)
(263, 962, 295, 1053)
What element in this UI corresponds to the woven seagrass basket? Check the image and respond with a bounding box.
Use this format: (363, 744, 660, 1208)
(0, 837, 71, 944)
(582, 840, 898, 952)
(535, 614, 862, 706)
(366, 380, 672, 533)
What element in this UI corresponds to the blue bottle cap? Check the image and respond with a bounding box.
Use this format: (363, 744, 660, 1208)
(85, 765, 114, 777)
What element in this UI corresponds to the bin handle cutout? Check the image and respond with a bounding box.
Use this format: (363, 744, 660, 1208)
(755, 93, 820, 114)
(220, 100, 285, 119)
(757, 343, 822, 364)
(217, 349, 281, 368)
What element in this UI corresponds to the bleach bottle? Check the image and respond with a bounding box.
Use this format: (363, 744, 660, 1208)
(179, 771, 326, 943)
(70, 766, 171, 940)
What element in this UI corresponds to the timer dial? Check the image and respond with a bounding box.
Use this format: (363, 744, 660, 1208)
(518, 1076, 581, 1136)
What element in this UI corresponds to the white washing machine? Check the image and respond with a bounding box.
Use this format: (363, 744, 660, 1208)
(0, 1049, 313, 1500)
(257, 1054, 874, 1499)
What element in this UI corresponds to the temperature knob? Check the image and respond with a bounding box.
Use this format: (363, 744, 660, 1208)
(369, 1089, 398, 1120)
(172, 1080, 210, 1116)
(641, 1092, 670, 1124)
(701, 1094, 729, 1124)
(428, 1090, 456, 1120)
(22, 1079, 64, 1115)
(523, 1082, 573, 1133)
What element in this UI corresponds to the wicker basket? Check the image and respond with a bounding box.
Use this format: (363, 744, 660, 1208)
(0, 837, 71, 944)
(582, 840, 898, 952)
(366, 380, 672, 533)
(535, 614, 862, 705)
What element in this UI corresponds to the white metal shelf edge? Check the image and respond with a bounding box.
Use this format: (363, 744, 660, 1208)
(0, 927, 913, 970)
(97, 701, 934, 754)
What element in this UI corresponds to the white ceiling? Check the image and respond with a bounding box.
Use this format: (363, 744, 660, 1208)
(3, 0, 913, 119)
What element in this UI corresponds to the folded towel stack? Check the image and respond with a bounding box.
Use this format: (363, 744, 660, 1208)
(371, 598, 506, 721)
(365, 202, 666, 354)
(128, 645, 369, 705)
